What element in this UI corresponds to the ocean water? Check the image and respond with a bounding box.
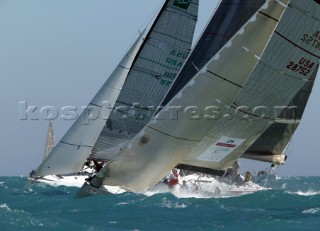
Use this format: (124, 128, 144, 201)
(0, 176, 320, 231)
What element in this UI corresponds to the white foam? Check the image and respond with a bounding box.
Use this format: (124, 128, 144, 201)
(0, 203, 11, 211)
(302, 208, 320, 214)
(160, 198, 187, 209)
(287, 190, 320, 196)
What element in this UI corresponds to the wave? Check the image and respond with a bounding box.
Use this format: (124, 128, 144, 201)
(160, 198, 188, 209)
(286, 190, 320, 196)
(302, 208, 320, 214)
(0, 203, 11, 212)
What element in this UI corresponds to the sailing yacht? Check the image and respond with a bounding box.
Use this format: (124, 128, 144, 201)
(30, 0, 199, 187)
(77, 0, 320, 196)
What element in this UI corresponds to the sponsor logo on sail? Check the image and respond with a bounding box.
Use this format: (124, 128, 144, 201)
(173, 0, 191, 10)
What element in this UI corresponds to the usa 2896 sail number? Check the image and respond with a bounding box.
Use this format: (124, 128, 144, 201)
(286, 58, 315, 76)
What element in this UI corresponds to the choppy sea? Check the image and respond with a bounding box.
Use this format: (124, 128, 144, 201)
(0, 176, 320, 231)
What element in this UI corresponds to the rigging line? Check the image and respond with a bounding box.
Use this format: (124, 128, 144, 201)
(275, 31, 320, 59)
(206, 70, 243, 88)
(147, 126, 199, 142)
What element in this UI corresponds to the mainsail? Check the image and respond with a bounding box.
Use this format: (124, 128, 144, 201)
(43, 121, 55, 161)
(91, 0, 199, 160)
(100, 0, 289, 192)
(34, 0, 199, 176)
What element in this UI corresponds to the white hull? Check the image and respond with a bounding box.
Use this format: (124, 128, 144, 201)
(29, 172, 265, 198)
(28, 174, 126, 194)
(149, 173, 266, 198)
(28, 174, 88, 188)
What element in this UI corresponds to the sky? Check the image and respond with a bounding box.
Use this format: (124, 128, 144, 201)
(0, 0, 319, 177)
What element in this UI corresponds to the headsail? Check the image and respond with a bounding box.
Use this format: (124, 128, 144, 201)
(180, 0, 320, 170)
(35, 33, 145, 176)
(101, 0, 288, 192)
(160, 0, 266, 173)
(241, 65, 318, 164)
(43, 121, 55, 161)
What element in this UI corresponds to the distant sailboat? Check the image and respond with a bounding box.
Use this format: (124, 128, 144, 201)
(84, 0, 320, 194)
(31, 0, 199, 184)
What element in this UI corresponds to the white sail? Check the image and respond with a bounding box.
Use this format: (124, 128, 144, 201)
(101, 0, 288, 192)
(43, 121, 55, 160)
(35, 33, 145, 176)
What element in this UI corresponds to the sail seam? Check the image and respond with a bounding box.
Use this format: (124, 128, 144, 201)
(148, 36, 192, 51)
(137, 56, 183, 72)
(147, 126, 199, 142)
(61, 141, 93, 148)
(258, 11, 279, 22)
(115, 100, 157, 111)
(131, 66, 176, 81)
(167, 7, 198, 20)
(89, 103, 114, 109)
(275, 31, 320, 59)
(206, 70, 243, 88)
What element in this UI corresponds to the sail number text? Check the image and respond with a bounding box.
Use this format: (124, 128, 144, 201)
(286, 58, 315, 76)
(301, 31, 320, 49)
